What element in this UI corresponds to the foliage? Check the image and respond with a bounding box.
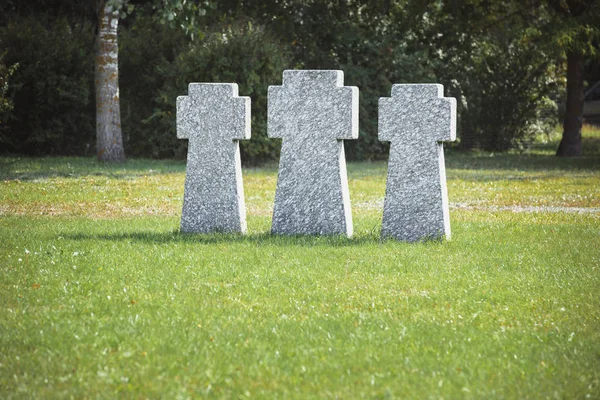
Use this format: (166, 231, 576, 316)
(118, 15, 190, 159)
(1, 148, 599, 397)
(0, 52, 18, 129)
(0, 0, 596, 159)
(152, 0, 213, 39)
(408, 1, 563, 151)
(545, 0, 600, 157)
(217, 0, 436, 160)
(131, 19, 292, 163)
(546, 0, 600, 57)
(0, 17, 96, 155)
(454, 39, 561, 151)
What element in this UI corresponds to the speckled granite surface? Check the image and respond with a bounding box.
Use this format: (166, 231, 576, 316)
(268, 70, 358, 236)
(379, 84, 456, 241)
(177, 83, 250, 233)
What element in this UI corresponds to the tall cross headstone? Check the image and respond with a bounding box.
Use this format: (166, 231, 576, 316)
(268, 70, 358, 236)
(177, 83, 250, 233)
(379, 84, 456, 241)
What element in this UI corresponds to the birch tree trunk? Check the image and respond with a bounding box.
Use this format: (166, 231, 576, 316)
(95, 0, 125, 162)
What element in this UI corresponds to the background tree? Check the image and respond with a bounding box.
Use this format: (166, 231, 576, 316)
(547, 0, 600, 157)
(406, 0, 563, 150)
(1, 0, 598, 161)
(95, 0, 213, 161)
(95, 0, 126, 162)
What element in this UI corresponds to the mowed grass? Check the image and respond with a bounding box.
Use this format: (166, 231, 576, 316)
(1, 127, 599, 398)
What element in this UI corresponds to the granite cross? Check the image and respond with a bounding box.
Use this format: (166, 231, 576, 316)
(177, 83, 250, 233)
(268, 70, 358, 236)
(379, 84, 456, 241)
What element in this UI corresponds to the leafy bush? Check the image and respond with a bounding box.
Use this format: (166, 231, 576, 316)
(0, 52, 18, 135)
(118, 15, 191, 159)
(132, 20, 292, 162)
(235, 1, 435, 160)
(448, 42, 560, 151)
(342, 43, 435, 160)
(0, 17, 95, 155)
(0, 3, 566, 160)
(415, 3, 562, 151)
(0, 13, 291, 162)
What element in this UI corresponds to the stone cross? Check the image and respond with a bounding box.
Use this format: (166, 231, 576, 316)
(177, 83, 250, 233)
(268, 70, 358, 236)
(379, 84, 456, 241)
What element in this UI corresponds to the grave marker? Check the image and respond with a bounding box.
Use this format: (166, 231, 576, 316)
(177, 83, 250, 233)
(268, 70, 358, 236)
(379, 84, 456, 241)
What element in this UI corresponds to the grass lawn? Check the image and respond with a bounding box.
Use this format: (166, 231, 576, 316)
(1, 127, 599, 398)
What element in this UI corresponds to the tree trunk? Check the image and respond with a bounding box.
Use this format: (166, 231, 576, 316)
(95, 1, 125, 162)
(556, 50, 584, 157)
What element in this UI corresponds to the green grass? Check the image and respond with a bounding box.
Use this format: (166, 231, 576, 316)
(1, 127, 599, 398)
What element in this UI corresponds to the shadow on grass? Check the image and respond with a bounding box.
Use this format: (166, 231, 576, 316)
(444, 134, 600, 172)
(0, 156, 187, 181)
(63, 230, 446, 248)
(0, 157, 281, 181)
(3, 140, 600, 182)
(445, 151, 600, 173)
(347, 142, 600, 178)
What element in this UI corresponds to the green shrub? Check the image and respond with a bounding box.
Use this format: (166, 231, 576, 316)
(135, 21, 292, 163)
(0, 4, 564, 160)
(450, 43, 560, 151)
(0, 17, 95, 155)
(342, 44, 435, 160)
(416, 3, 562, 151)
(0, 52, 18, 136)
(118, 15, 191, 159)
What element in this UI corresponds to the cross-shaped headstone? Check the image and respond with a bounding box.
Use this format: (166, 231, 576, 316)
(177, 83, 250, 233)
(379, 84, 456, 241)
(268, 70, 358, 236)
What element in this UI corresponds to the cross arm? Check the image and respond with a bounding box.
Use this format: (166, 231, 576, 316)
(176, 95, 191, 139)
(334, 86, 359, 140)
(201, 83, 250, 141)
(267, 85, 285, 139)
(434, 97, 457, 143)
(378, 84, 456, 143)
(378, 96, 395, 143)
(230, 96, 251, 141)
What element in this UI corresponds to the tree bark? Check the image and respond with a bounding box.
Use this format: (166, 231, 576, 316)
(95, 0, 125, 162)
(556, 50, 584, 157)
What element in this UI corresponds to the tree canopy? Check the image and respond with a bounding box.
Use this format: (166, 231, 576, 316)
(0, 0, 599, 161)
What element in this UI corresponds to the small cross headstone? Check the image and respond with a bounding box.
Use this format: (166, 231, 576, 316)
(177, 83, 250, 233)
(268, 70, 358, 236)
(379, 84, 456, 241)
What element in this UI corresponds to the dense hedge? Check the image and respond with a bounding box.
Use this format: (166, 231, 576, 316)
(0, 6, 563, 161)
(120, 19, 292, 162)
(0, 16, 292, 162)
(0, 17, 96, 155)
